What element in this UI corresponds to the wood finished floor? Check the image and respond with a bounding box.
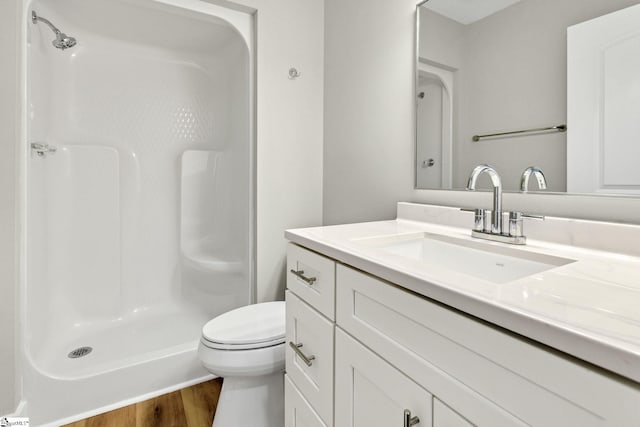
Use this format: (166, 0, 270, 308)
(63, 378, 222, 427)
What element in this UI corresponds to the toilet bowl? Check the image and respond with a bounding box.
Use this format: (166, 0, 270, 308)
(198, 301, 286, 427)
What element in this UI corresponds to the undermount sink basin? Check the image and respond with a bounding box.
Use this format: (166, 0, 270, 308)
(354, 232, 575, 284)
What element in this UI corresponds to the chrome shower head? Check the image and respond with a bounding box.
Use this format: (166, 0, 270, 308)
(32, 10, 77, 50)
(53, 32, 77, 50)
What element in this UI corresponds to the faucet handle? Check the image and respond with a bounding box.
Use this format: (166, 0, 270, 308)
(522, 213, 545, 221)
(508, 211, 544, 237)
(460, 208, 486, 232)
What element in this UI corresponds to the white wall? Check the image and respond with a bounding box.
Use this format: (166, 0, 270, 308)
(228, 0, 324, 302)
(0, 0, 323, 415)
(0, 0, 17, 416)
(324, 0, 417, 224)
(323, 0, 640, 226)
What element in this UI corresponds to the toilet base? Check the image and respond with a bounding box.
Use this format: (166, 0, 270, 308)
(212, 371, 284, 427)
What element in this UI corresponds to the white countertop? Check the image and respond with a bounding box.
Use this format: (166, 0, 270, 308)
(285, 203, 640, 383)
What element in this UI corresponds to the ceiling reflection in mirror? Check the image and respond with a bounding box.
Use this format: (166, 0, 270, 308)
(416, 0, 640, 195)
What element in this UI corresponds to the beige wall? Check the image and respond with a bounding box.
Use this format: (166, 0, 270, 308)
(419, 8, 464, 70)
(323, 0, 640, 225)
(0, 0, 17, 416)
(324, 0, 417, 224)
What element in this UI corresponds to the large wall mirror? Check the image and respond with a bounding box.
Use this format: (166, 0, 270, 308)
(416, 0, 640, 195)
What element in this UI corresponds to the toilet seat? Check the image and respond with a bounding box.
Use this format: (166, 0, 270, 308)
(200, 336, 284, 351)
(201, 301, 285, 351)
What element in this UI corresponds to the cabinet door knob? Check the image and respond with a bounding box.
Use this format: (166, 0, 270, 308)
(289, 342, 316, 366)
(290, 269, 317, 285)
(404, 409, 420, 426)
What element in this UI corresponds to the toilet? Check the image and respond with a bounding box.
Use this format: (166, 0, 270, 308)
(198, 301, 286, 427)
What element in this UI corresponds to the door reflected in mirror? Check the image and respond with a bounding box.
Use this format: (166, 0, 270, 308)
(416, 0, 640, 195)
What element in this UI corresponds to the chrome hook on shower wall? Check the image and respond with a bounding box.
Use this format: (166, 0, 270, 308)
(31, 143, 57, 158)
(288, 67, 301, 80)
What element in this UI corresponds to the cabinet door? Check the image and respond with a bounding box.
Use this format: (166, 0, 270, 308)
(335, 329, 432, 427)
(285, 375, 328, 427)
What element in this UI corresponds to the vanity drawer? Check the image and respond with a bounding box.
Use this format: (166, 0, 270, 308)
(336, 264, 640, 426)
(285, 375, 328, 427)
(287, 243, 336, 320)
(286, 290, 334, 425)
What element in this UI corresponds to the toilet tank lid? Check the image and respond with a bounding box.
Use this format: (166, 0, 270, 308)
(202, 301, 285, 345)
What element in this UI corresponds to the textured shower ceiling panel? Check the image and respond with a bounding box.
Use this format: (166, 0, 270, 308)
(423, 0, 522, 25)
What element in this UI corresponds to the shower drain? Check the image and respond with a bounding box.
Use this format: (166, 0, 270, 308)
(68, 346, 93, 359)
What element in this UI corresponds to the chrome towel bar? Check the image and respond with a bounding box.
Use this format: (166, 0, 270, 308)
(472, 124, 566, 142)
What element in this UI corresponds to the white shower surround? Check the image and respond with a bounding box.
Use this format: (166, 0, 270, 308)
(20, 0, 254, 424)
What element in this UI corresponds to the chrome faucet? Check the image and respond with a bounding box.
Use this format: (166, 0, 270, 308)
(466, 164, 503, 234)
(520, 166, 547, 192)
(463, 164, 545, 245)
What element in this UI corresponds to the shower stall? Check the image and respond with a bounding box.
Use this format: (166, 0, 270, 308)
(20, 0, 253, 424)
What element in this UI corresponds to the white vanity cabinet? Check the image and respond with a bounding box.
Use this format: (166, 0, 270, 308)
(285, 242, 640, 426)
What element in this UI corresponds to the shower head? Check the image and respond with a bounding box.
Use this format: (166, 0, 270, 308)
(32, 10, 77, 50)
(53, 32, 77, 50)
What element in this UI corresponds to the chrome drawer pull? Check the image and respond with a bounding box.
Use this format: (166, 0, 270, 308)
(404, 410, 420, 426)
(289, 341, 316, 366)
(290, 269, 317, 285)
